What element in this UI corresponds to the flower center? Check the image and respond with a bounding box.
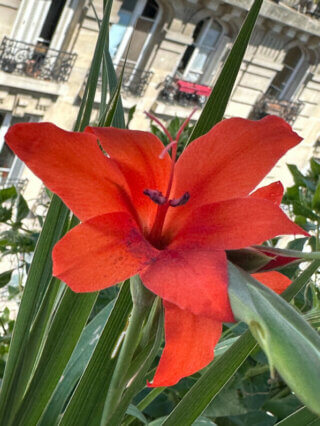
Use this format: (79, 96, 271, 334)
(143, 188, 190, 208)
(144, 110, 196, 246)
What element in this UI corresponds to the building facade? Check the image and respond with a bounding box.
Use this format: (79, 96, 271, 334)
(0, 0, 320, 203)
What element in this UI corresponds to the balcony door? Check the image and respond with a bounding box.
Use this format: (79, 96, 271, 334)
(177, 18, 223, 84)
(267, 46, 308, 100)
(110, 0, 159, 80)
(11, 0, 68, 47)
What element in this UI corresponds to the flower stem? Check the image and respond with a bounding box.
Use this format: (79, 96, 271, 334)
(100, 276, 155, 426)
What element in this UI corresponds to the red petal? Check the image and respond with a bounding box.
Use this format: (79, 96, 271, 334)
(149, 302, 222, 387)
(252, 271, 291, 294)
(171, 198, 308, 250)
(140, 248, 234, 322)
(53, 212, 158, 292)
(250, 181, 284, 205)
(165, 116, 301, 232)
(5, 123, 132, 221)
(85, 127, 172, 234)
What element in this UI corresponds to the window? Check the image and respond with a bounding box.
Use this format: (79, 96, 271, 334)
(110, 0, 159, 71)
(177, 18, 222, 84)
(0, 114, 38, 185)
(11, 0, 68, 47)
(109, 0, 138, 59)
(38, 0, 67, 46)
(267, 46, 305, 100)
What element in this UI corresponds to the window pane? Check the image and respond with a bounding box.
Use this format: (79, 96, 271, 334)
(122, 0, 137, 12)
(109, 10, 132, 58)
(142, 0, 158, 19)
(267, 47, 302, 99)
(0, 143, 14, 172)
(202, 26, 221, 48)
(123, 18, 153, 63)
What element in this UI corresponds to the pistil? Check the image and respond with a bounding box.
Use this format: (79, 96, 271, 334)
(144, 110, 196, 246)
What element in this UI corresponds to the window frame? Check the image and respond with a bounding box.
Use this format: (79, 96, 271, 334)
(181, 17, 223, 85)
(112, 0, 161, 74)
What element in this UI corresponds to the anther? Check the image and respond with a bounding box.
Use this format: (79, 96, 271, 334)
(169, 192, 190, 207)
(143, 189, 167, 205)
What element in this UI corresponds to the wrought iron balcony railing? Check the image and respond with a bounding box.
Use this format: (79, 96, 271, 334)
(158, 76, 211, 107)
(272, 0, 320, 18)
(0, 177, 28, 192)
(252, 95, 303, 124)
(98, 64, 153, 96)
(0, 37, 77, 82)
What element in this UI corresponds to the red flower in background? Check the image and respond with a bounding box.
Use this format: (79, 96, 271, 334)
(5, 115, 307, 387)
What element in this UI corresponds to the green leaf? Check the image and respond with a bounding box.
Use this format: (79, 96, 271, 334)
(275, 406, 320, 425)
(161, 261, 320, 426)
(126, 405, 148, 424)
(263, 394, 302, 420)
(226, 248, 271, 273)
(224, 410, 276, 426)
(312, 180, 320, 211)
(0, 2, 123, 424)
(0, 196, 69, 425)
(14, 278, 63, 410)
(150, 417, 217, 426)
(204, 376, 248, 417)
(0, 206, 12, 222)
(10, 290, 97, 426)
(283, 185, 300, 203)
(310, 158, 320, 177)
(108, 302, 164, 425)
(0, 186, 17, 203)
(59, 281, 133, 426)
(292, 201, 320, 221)
(126, 105, 136, 129)
(75, 0, 125, 131)
(104, 50, 125, 129)
(15, 193, 29, 222)
(90, 0, 125, 129)
(287, 164, 315, 191)
(192, 418, 217, 426)
(228, 263, 320, 415)
(187, 0, 263, 143)
(38, 301, 115, 426)
(0, 270, 13, 288)
(287, 237, 308, 251)
(99, 53, 126, 127)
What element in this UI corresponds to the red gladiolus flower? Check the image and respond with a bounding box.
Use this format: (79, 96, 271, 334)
(5, 115, 308, 387)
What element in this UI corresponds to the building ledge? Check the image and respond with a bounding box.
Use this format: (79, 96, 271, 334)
(218, 0, 320, 37)
(0, 72, 65, 96)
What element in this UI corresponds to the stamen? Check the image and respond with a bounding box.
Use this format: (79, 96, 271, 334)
(143, 189, 167, 205)
(176, 108, 197, 142)
(159, 141, 178, 159)
(145, 111, 173, 142)
(169, 192, 190, 207)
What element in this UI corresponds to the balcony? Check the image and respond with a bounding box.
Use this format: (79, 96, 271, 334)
(0, 177, 28, 192)
(272, 0, 320, 18)
(158, 76, 211, 107)
(252, 95, 303, 124)
(0, 37, 77, 83)
(98, 64, 153, 97)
